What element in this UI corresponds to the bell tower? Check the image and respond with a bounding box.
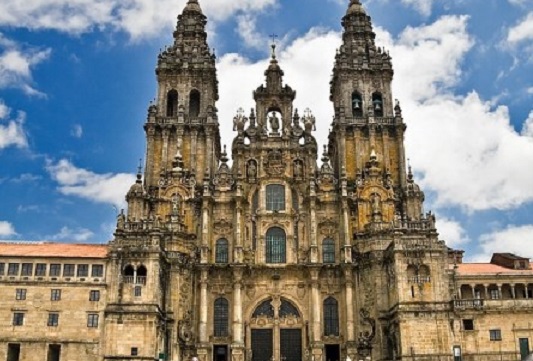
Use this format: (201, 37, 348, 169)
(145, 0, 220, 189)
(328, 0, 423, 230)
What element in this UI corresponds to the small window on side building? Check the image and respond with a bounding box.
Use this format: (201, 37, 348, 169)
(489, 329, 502, 341)
(462, 319, 474, 331)
(15, 289, 26, 301)
(89, 290, 100, 301)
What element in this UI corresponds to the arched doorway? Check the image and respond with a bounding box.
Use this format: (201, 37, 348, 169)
(249, 297, 303, 361)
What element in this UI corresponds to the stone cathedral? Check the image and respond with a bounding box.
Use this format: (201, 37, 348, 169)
(1, 1, 533, 361)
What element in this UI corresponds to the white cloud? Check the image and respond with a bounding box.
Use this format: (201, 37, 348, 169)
(46, 159, 136, 208)
(0, 101, 28, 149)
(474, 225, 533, 261)
(436, 217, 470, 248)
(46, 226, 94, 243)
(0, 221, 17, 237)
(71, 124, 83, 138)
(0, 0, 277, 40)
(0, 34, 51, 95)
(236, 14, 267, 50)
(522, 111, 533, 138)
(373, 16, 533, 211)
(507, 12, 533, 45)
(401, 0, 433, 17)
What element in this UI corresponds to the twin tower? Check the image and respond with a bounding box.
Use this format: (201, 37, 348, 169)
(107, 1, 449, 361)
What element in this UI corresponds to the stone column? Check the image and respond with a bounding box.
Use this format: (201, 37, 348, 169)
(145, 125, 157, 186)
(162, 127, 170, 169)
(497, 284, 502, 299)
(511, 284, 516, 299)
(199, 270, 209, 343)
(470, 284, 476, 299)
(483, 284, 489, 299)
(525, 284, 530, 299)
(233, 269, 244, 345)
(191, 129, 198, 170)
(309, 182, 318, 263)
(345, 269, 355, 342)
(310, 269, 321, 342)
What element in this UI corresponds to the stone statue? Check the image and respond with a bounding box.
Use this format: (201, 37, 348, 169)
(294, 161, 303, 178)
(247, 161, 257, 179)
(269, 112, 280, 133)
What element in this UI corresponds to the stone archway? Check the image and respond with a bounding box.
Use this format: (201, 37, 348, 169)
(248, 297, 303, 361)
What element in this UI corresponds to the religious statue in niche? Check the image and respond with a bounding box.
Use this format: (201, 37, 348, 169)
(268, 111, 281, 134)
(370, 193, 382, 222)
(247, 160, 258, 181)
(302, 108, 316, 135)
(293, 160, 303, 179)
(233, 108, 248, 135)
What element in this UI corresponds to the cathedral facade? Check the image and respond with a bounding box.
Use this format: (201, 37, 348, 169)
(1, 1, 532, 361)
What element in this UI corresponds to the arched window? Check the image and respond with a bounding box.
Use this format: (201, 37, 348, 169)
(136, 265, 147, 285)
(322, 238, 335, 264)
(372, 93, 383, 117)
(352, 92, 363, 117)
(266, 227, 286, 264)
(266, 184, 285, 211)
(167, 90, 178, 117)
(123, 265, 134, 283)
(189, 90, 200, 118)
(252, 299, 274, 318)
(323, 297, 339, 336)
(215, 239, 229, 264)
(214, 298, 229, 337)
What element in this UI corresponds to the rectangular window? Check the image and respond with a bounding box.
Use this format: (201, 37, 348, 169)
(87, 314, 99, 328)
(91, 264, 103, 277)
(21, 263, 33, 276)
(77, 264, 89, 277)
(8, 263, 20, 276)
(131, 348, 138, 356)
(0, 262, 5, 275)
(489, 329, 502, 341)
(47, 313, 59, 327)
(13, 313, 24, 326)
(89, 290, 100, 301)
(490, 289, 500, 300)
(47, 344, 61, 361)
(463, 319, 474, 331)
(134, 286, 142, 297)
(266, 184, 286, 211)
(35, 263, 47, 276)
(7, 343, 21, 361)
(50, 264, 61, 277)
(51, 289, 61, 301)
(15, 289, 26, 301)
(63, 264, 74, 277)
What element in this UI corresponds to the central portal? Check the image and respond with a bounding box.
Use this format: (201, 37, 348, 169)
(249, 298, 303, 361)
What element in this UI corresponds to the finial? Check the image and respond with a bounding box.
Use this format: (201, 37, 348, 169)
(136, 159, 143, 182)
(407, 159, 414, 181)
(370, 148, 377, 161)
(270, 34, 278, 59)
(221, 145, 228, 163)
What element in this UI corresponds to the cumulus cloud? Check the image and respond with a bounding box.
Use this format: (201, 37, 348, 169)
(507, 12, 533, 45)
(0, 221, 17, 238)
(436, 217, 470, 248)
(474, 225, 533, 261)
(0, 0, 277, 40)
(46, 159, 136, 208)
(0, 101, 28, 149)
(0, 33, 51, 95)
(46, 226, 94, 243)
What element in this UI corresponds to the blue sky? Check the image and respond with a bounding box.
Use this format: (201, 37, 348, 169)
(0, 0, 532, 261)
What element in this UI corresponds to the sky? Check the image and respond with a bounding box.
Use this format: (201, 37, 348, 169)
(0, 0, 532, 262)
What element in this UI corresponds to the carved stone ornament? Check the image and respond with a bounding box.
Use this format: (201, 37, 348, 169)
(213, 218, 232, 236)
(264, 149, 285, 176)
(319, 218, 338, 237)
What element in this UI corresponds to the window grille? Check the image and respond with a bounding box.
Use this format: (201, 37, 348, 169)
(50, 264, 61, 277)
(63, 264, 74, 277)
(21, 263, 33, 276)
(323, 297, 339, 336)
(35, 263, 47, 276)
(252, 299, 274, 318)
(8, 263, 20, 276)
(279, 299, 300, 318)
(214, 298, 229, 337)
(91, 265, 104, 277)
(323, 239, 335, 264)
(215, 239, 229, 264)
(77, 264, 89, 277)
(266, 185, 285, 211)
(266, 227, 286, 264)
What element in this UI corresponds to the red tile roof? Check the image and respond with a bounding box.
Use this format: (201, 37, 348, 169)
(0, 242, 109, 259)
(457, 263, 533, 274)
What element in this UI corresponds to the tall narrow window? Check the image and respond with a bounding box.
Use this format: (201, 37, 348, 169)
(8, 263, 20, 276)
(63, 264, 74, 277)
(0, 262, 5, 275)
(372, 93, 384, 117)
(7, 343, 21, 361)
(12, 313, 24, 326)
(167, 90, 178, 117)
(91, 265, 104, 277)
(266, 227, 286, 264)
(266, 184, 285, 211)
(189, 89, 200, 118)
(215, 239, 229, 264)
(323, 297, 339, 336)
(50, 264, 61, 277)
(77, 264, 89, 277)
(214, 298, 229, 337)
(47, 344, 61, 361)
(352, 92, 363, 117)
(87, 314, 99, 328)
(136, 266, 147, 285)
(47, 313, 59, 327)
(35, 263, 47, 276)
(322, 239, 335, 264)
(21, 263, 33, 276)
(15, 289, 26, 301)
